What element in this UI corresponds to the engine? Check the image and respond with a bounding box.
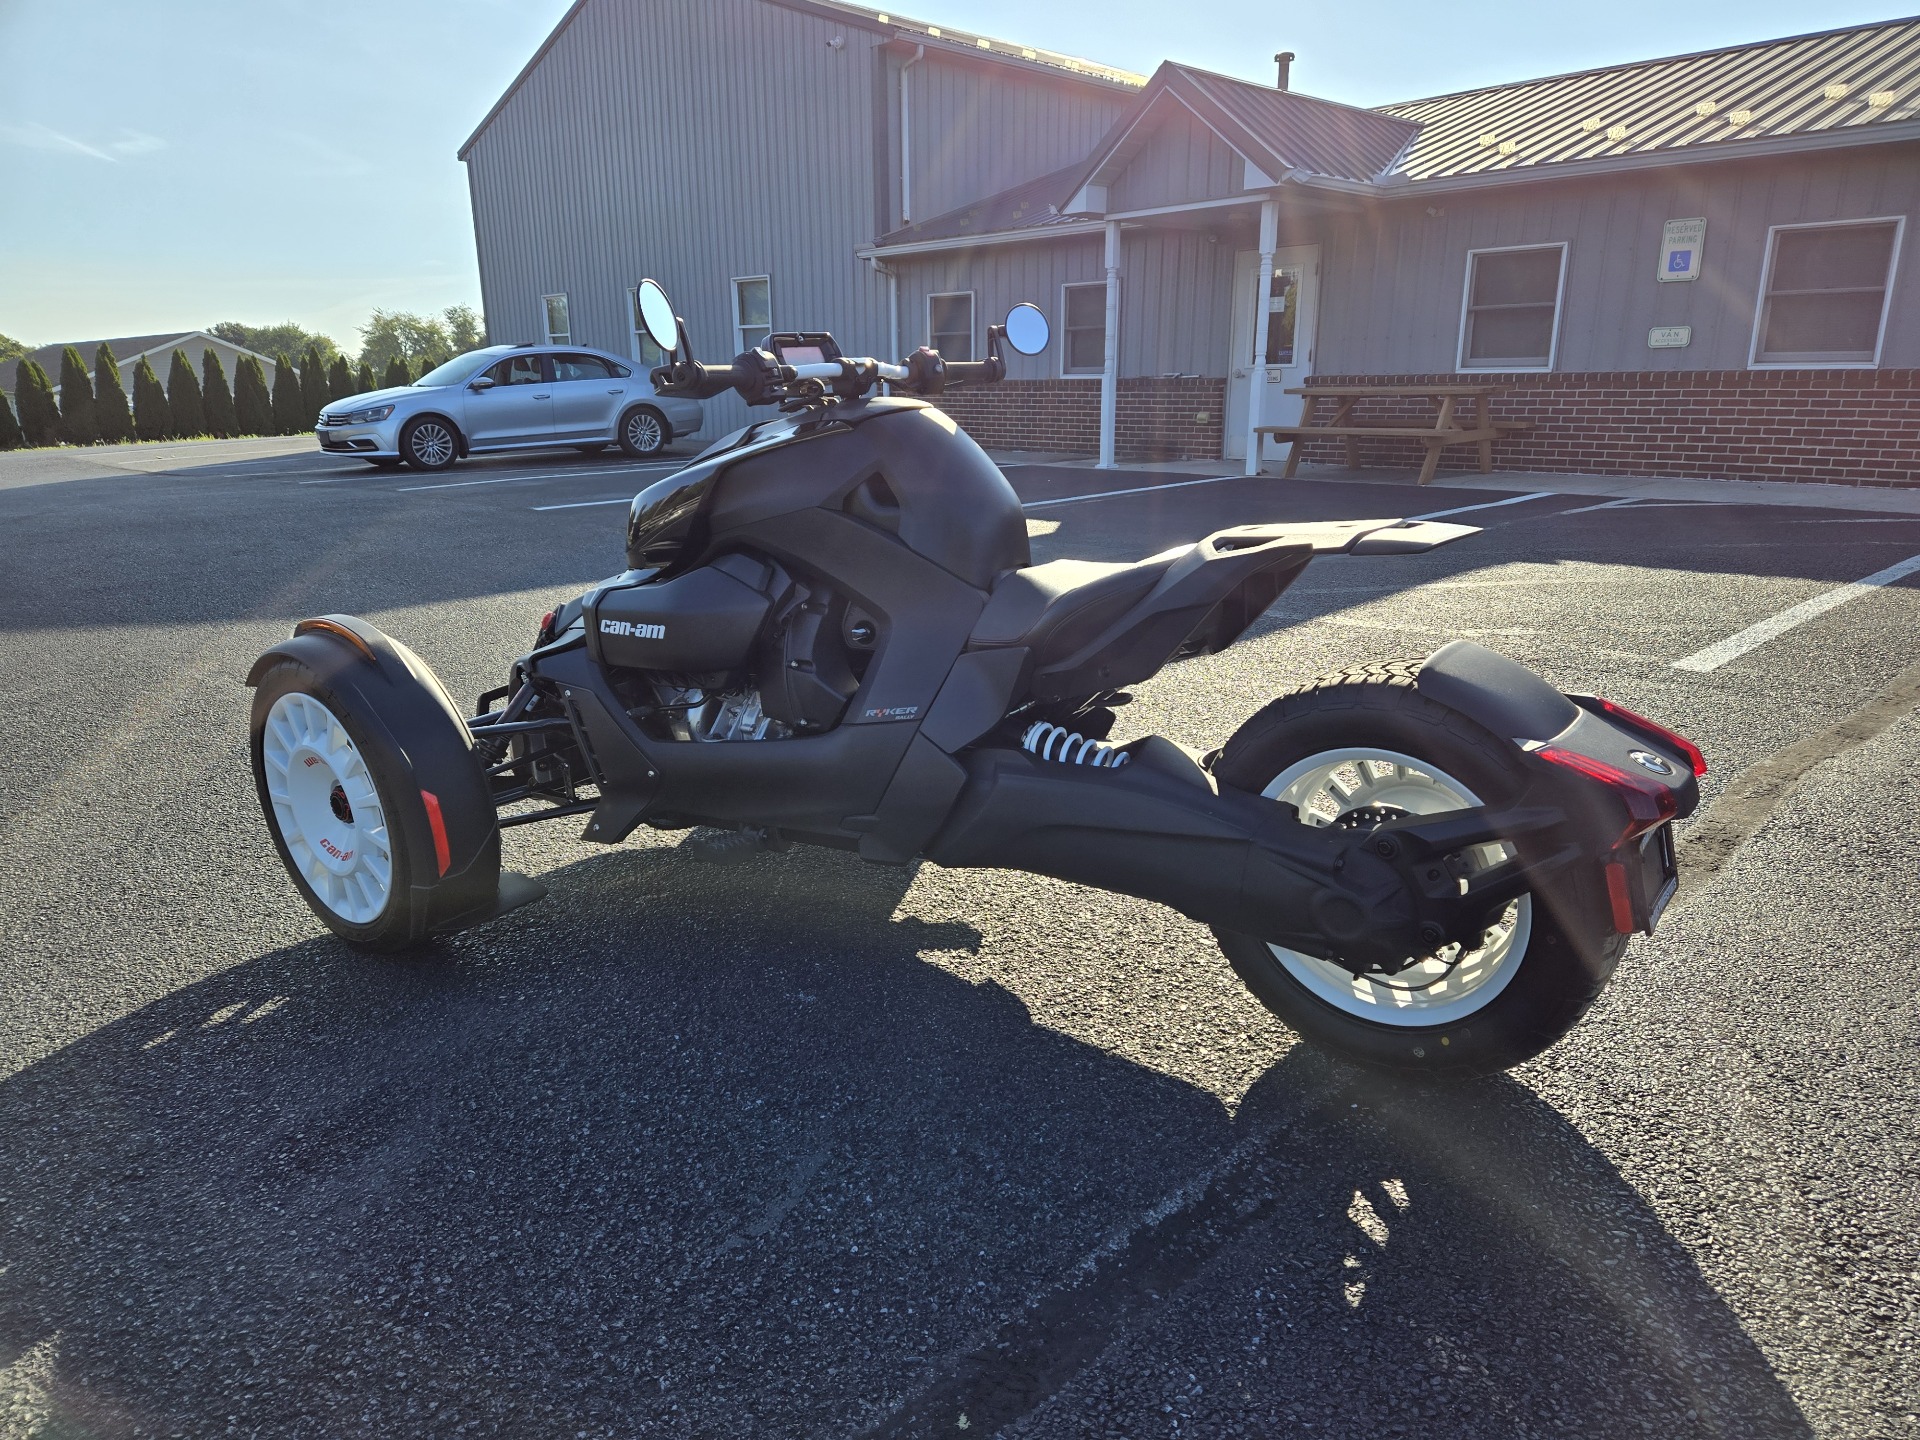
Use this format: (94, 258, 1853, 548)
(585, 553, 877, 742)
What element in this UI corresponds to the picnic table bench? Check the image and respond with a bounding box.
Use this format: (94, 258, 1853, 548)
(1254, 383, 1530, 485)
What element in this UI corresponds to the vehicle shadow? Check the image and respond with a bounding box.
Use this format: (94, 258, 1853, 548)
(0, 843, 1807, 1438)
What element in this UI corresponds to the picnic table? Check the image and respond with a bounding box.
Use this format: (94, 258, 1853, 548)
(1254, 383, 1528, 485)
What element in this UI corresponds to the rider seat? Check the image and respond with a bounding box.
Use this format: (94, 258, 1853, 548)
(968, 556, 1175, 666)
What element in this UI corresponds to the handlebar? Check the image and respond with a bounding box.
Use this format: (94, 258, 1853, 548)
(650, 325, 1009, 408)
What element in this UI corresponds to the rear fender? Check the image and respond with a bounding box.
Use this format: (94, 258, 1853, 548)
(247, 615, 498, 927)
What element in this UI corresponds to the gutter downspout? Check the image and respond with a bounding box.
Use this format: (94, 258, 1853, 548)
(1098, 219, 1120, 470)
(869, 256, 899, 362)
(1244, 197, 1279, 477)
(899, 44, 925, 226)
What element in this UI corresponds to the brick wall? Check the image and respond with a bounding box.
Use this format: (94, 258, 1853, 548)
(1296, 370, 1920, 488)
(931, 377, 1227, 462)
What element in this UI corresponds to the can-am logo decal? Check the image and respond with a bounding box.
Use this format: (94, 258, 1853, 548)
(601, 619, 666, 640)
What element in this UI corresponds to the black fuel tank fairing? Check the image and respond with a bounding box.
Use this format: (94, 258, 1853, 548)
(625, 398, 1030, 589)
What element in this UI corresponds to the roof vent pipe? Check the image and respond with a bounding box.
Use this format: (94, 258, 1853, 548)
(1274, 51, 1295, 91)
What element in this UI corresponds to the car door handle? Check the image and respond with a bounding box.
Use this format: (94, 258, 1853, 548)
(607, 388, 623, 395)
(533, 393, 550, 399)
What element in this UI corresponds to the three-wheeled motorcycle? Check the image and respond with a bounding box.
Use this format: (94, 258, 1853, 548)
(247, 282, 1702, 1076)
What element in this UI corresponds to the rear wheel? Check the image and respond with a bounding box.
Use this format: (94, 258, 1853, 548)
(1211, 659, 1623, 1077)
(617, 406, 668, 457)
(400, 416, 459, 471)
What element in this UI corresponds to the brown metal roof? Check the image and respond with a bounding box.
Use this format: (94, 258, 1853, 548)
(1167, 66, 1419, 183)
(1379, 15, 1920, 181)
(875, 163, 1094, 247)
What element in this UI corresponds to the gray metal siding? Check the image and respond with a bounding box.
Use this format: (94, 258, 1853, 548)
(1108, 109, 1248, 212)
(464, 0, 895, 436)
(894, 238, 1103, 381)
(1311, 145, 1920, 372)
(900, 53, 1131, 225)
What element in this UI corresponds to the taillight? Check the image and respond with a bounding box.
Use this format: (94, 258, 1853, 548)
(1535, 745, 1680, 841)
(1586, 696, 1706, 777)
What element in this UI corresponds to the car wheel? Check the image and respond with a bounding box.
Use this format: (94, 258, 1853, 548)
(400, 417, 459, 472)
(617, 406, 668, 458)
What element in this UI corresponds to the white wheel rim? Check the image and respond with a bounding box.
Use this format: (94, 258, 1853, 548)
(1261, 747, 1532, 1027)
(261, 692, 395, 925)
(410, 423, 454, 465)
(627, 412, 662, 451)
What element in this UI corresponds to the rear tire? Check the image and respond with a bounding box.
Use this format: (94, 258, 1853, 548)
(1211, 659, 1623, 1078)
(400, 416, 459, 471)
(251, 658, 498, 950)
(617, 406, 668, 458)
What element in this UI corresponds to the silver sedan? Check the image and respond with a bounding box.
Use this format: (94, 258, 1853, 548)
(316, 345, 705, 471)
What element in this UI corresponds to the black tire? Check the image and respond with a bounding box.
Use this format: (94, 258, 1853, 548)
(363, 457, 403, 469)
(250, 657, 498, 951)
(400, 416, 460, 471)
(1211, 658, 1624, 1078)
(617, 405, 669, 458)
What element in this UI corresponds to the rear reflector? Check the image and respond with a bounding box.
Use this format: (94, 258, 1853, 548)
(1603, 860, 1636, 933)
(420, 789, 452, 877)
(1536, 745, 1680, 841)
(1587, 696, 1707, 777)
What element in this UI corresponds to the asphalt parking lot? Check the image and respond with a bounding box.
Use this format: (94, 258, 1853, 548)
(1, 434, 1917, 1439)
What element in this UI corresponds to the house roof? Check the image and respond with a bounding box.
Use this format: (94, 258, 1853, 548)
(1166, 65, 1420, 184)
(1378, 14, 1920, 181)
(458, 0, 1142, 160)
(875, 162, 1095, 247)
(0, 332, 276, 395)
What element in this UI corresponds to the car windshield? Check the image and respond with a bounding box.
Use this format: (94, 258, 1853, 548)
(413, 350, 499, 388)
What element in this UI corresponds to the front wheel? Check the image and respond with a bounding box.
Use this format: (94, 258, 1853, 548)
(1211, 659, 1623, 1078)
(400, 416, 459, 471)
(617, 405, 668, 458)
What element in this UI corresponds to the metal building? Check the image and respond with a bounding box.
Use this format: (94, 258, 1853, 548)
(462, 2, 1920, 486)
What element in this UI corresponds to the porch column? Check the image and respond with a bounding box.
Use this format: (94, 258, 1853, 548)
(1244, 198, 1279, 477)
(1097, 219, 1120, 470)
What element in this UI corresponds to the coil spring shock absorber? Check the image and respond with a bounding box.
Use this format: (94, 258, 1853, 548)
(1021, 720, 1129, 768)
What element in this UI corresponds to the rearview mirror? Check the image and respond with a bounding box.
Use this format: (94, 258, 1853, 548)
(1003, 302, 1049, 356)
(635, 278, 678, 353)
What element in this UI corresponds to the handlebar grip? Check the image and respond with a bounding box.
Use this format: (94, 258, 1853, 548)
(939, 358, 1003, 388)
(650, 360, 746, 400)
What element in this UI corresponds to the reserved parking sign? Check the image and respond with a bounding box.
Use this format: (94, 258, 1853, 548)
(1658, 217, 1707, 282)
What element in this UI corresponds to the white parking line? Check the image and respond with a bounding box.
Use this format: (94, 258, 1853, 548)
(533, 496, 636, 511)
(1019, 475, 1238, 510)
(1672, 552, 1920, 672)
(308, 461, 680, 488)
(1409, 491, 1558, 521)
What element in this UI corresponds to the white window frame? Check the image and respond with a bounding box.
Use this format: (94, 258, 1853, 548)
(1747, 216, 1906, 370)
(926, 290, 975, 361)
(627, 285, 670, 368)
(732, 274, 772, 355)
(541, 293, 571, 345)
(1455, 242, 1569, 374)
(1060, 280, 1107, 379)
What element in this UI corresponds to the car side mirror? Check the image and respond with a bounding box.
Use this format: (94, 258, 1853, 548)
(469, 376, 496, 392)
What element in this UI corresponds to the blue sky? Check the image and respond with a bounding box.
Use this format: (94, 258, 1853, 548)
(0, 0, 1900, 352)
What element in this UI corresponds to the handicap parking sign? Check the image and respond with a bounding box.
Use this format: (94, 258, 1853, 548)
(1659, 218, 1706, 282)
(1668, 249, 1693, 273)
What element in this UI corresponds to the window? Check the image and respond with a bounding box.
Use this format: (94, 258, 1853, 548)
(551, 353, 614, 382)
(1062, 282, 1107, 375)
(733, 276, 771, 354)
(1458, 244, 1567, 370)
(542, 294, 571, 345)
(629, 286, 670, 368)
(927, 292, 974, 361)
(1258, 267, 1302, 365)
(1752, 219, 1903, 366)
(484, 354, 547, 386)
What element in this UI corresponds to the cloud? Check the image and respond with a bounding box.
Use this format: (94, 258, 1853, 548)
(0, 122, 166, 162)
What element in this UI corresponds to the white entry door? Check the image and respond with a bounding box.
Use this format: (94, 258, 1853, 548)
(1223, 245, 1320, 459)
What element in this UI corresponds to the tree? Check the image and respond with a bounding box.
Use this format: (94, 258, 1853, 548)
(166, 349, 206, 438)
(56, 346, 99, 446)
(132, 357, 170, 441)
(202, 348, 237, 438)
(382, 356, 410, 390)
(234, 355, 272, 436)
(209, 321, 339, 368)
(444, 304, 485, 352)
(0, 392, 22, 450)
(328, 354, 354, 403)
(356, 308, 452, 374)
(299, 344, 326, 427)
(0, 333, 28, 364)
(271, 352, 304, 435)
(15, 359, 58, 446)
(357, 362, 375, 394)
(93, 344, 134, 443)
